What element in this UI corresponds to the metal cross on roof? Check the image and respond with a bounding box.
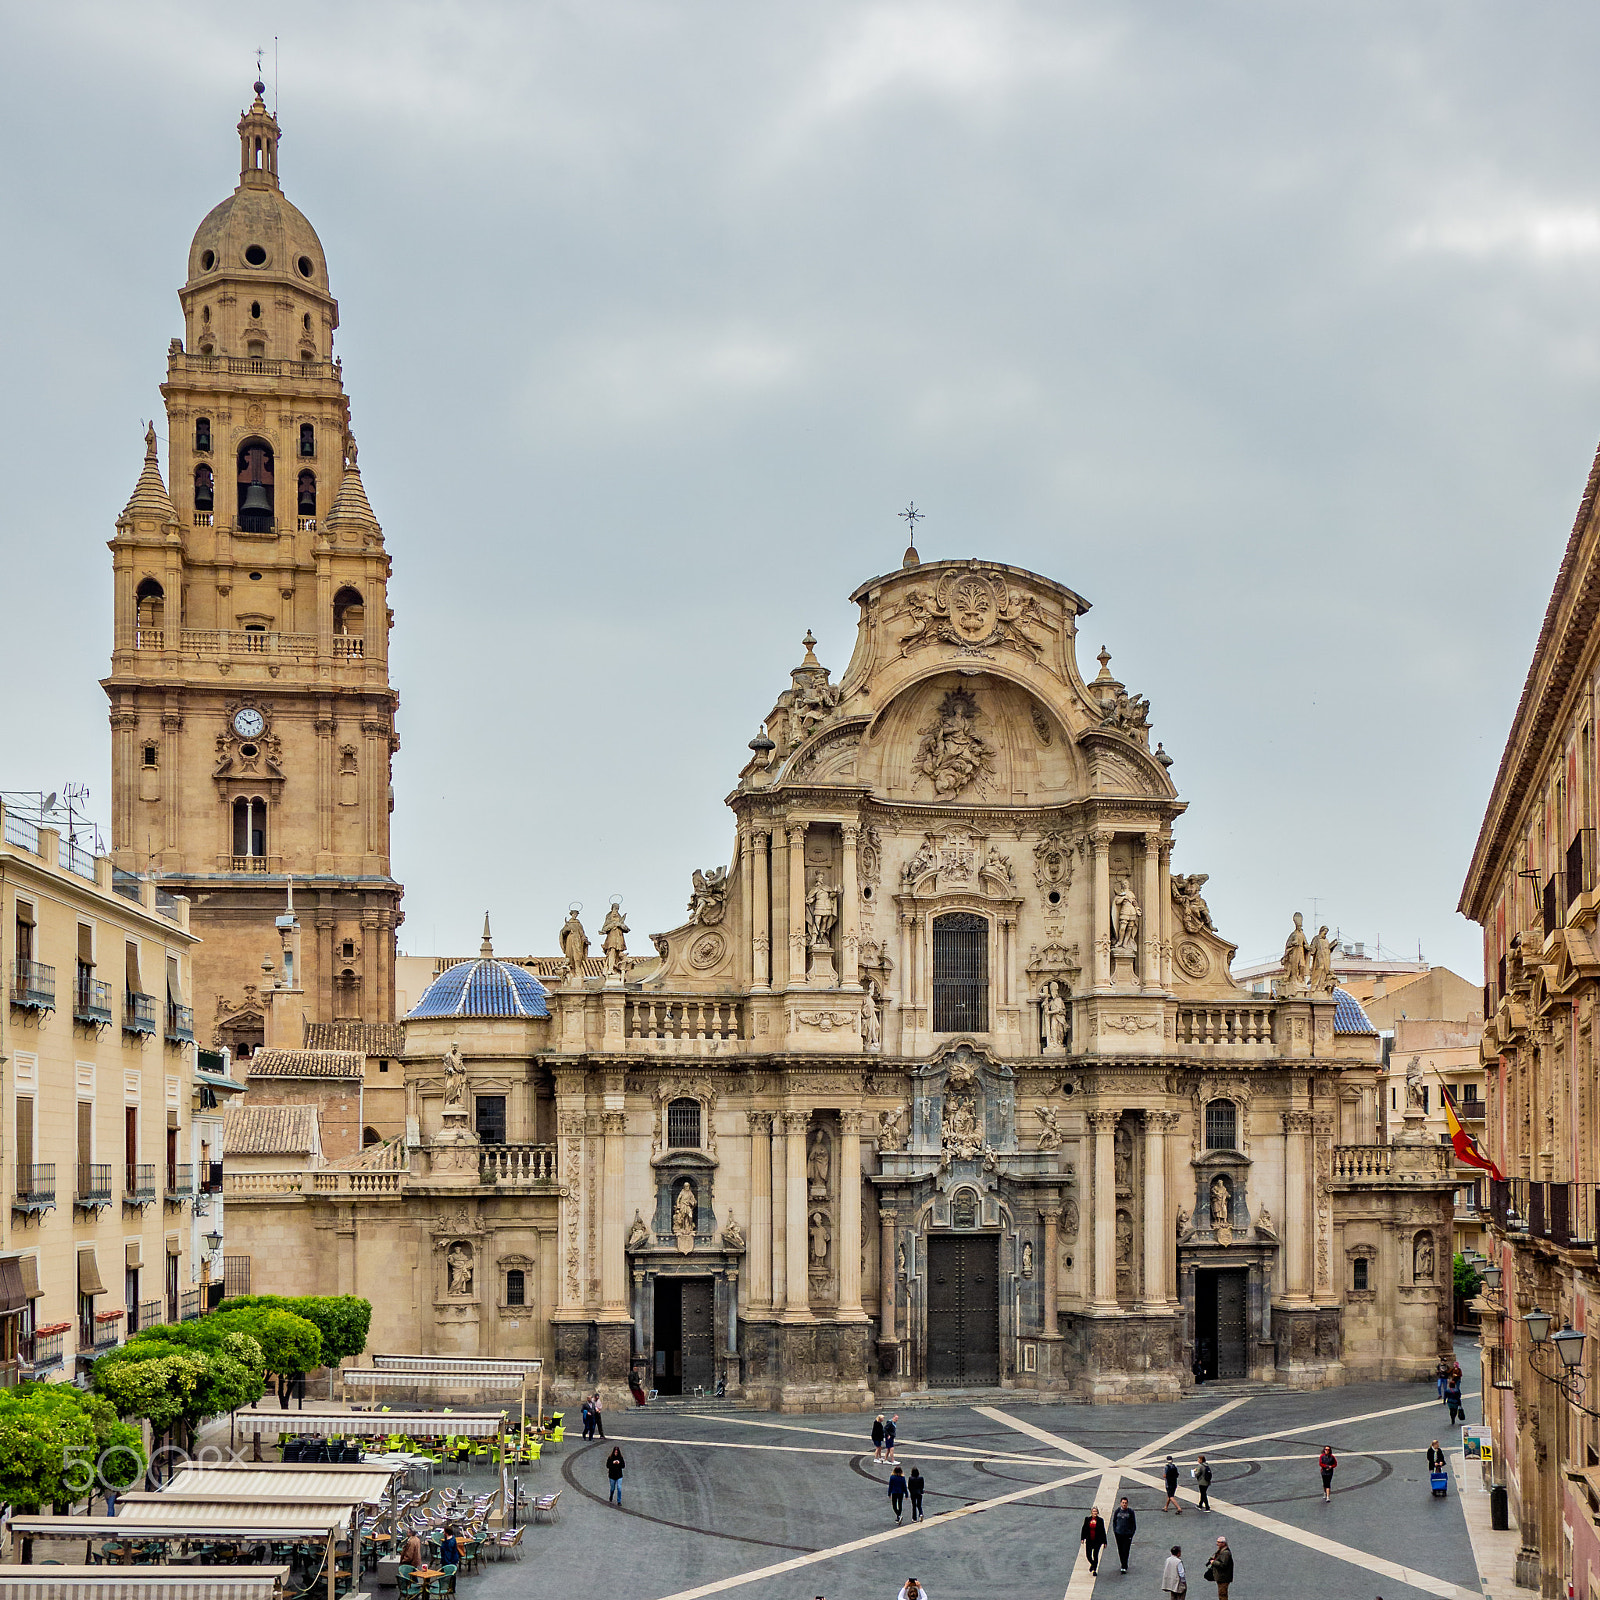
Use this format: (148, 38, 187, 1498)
(899, 503, 924, 537)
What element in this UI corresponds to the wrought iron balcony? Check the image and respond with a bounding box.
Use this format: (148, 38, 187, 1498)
(124, 1163, 156, 1206)
(165, 1167, 195, 1203)
(131, 1298, 162, 1334)
(75, 1163, 112, 1210)
(29, 1331, 64, 1372)
(92, 1314, 123, 1350)
(74, 967, 113, 1028)
(165, 1001, 194, 1045)
(13, 1164, 55, 1215)
(10, 959, 55, 1012)
(200, 1160, 223, 1195)
(123, 991, 157, 1036)
(179, 1289, 203, 1322)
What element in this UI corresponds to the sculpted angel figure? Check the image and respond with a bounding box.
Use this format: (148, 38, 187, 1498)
(1171, 873, 1215, 934)
(1281, 912, 1309, 991)
(1307, 924, 1337, 994)
(1034, 1106, 1063, 1151)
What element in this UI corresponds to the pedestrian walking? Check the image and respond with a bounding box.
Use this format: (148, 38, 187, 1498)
(1426, 1440, 1446, 1473)
(884, 1413, 900, 1461)
(606, 1445, 626, 1505)
(440, 1526, 460, 1570)
(1161, 1545, 1187, 1598)
(1203, 1536, 1233, 1600)
(1164, 1456, 1183, 1513)
(580, 1397, 595, 1440)
(871, 1414, 887, 1460)
(1112, 1495, 1137, 1574)
(888, 1465, 908, 1524)
(1318, 1444, 1337, 1502)
(908, 1466, 926, 1523)
(591, 1392, 606, 1439)
(897, 1581, 926, 1600)
(1194, 1455, 1212, 1512)
(1444, 1376, 1464, 1426)
(1080, 1507, 1108, 1575)
(1435, 1356, 1450, 1399)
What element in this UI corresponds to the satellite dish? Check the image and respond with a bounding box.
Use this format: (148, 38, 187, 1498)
(41, 793, 57, 814)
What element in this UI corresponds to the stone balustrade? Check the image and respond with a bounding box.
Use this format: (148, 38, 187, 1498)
(1334, 1144, 1393, 1180)
(1173, 1005, 1275, 1046)
(223, 1170, 308, 1196)
(479, 1144, 558, 1184)
(628, 997, 744, 1053)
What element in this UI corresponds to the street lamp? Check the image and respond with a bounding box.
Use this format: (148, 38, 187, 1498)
(1553, 1325, 1587, 1371)
(1524, 1306, 1554, 1345)
(203, 1229, 223, 1256)
(1481, 1264, 1502, 1291)
(1524, 1311, 1600, 1416)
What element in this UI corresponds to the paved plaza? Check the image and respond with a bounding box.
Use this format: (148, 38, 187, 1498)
(473, 1342, 1491, 1600)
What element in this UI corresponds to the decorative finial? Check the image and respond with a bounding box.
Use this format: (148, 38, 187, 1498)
(143, 421, 158, 460)
(801, 630, 819, 667)
(254, 48, 266, 100)
(899, 503, 923, 569)
(1155, 743, 1173, 769)
(1094, 645, 1115, 682)
(480, 912, 494, 959)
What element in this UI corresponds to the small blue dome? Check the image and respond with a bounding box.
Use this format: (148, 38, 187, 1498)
(407, 958, 549, 1020)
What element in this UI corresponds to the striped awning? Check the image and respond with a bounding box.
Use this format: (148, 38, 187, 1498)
(342, 1367, 524, 1390)
(163, 1466, 396, 1502)
(229, 1405, 504, 1439)
(0, 1568, 288, 1599)
(371, 1352, 542, 1374)
(0, 1257, 26, 1314)
(10, 1515, 339, 1540)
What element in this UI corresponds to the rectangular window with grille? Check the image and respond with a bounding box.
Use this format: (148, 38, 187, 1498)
(1205, 1099, 1237, 1150)
(474, 1095, 507, 1145)
(506, 1269, 525, 1306)
(667, 1099, 702, 1149)
(933, 913, 988, 1033)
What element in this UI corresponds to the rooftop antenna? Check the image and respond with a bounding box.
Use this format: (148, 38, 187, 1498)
(273, 36, 279, 116)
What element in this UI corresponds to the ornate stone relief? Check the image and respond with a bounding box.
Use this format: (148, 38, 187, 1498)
(1171, 873, 1215, 934)
(898, 566, 1046, 660)
(1033, 831, 1075, 891)
(687, 866, 729, 925)
(912, 690, 996, 800)
(788, 1008, 859, 1034)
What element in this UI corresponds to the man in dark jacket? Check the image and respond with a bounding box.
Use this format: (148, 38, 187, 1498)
(1204, 1535, 1234, 1600)
(1194, 1455, 1213, 1512)
(1111, 1496, 1137, 1573)
(1164, 1457, 1183, 1513)
(1080, 1507, 1108, 1574)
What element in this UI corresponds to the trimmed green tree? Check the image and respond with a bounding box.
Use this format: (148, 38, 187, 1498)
(220, 1295, 371, 1366)
(94, 1327, 265, 1454)
(0, 1383, 146, 1512)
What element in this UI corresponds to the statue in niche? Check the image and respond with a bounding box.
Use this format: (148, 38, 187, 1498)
(809, 1209, 831, 1266)
(912, 689, 996, 799)
(559, 909, 589, 978)
(1021, 1240, 1034, 1279)
(896, 1239, 907, 1276)
(625, 1212, 650, 1251)
(1209, 1175, 1231, 1227)
(861, 983, 882, 1050)
(808, 1128, 831, 1193)
(1114, 1123, 1133, 1195)
(672, 1179, 698, 1238)
(1308, 924, 1337, 995)
(1115, 1210, 1133, 1266)
(721, 1214, 746, 1251)
(1171, 873, 1215, 934)
(1062, 1198, 1081, 1239)
(1112, 876, 1141, 952)
(445, 1242, 474, 1297)
(1034, 1106, 1062, 1151)
(806, 876, 840, 948)
(877, 1102, 908, 1153)
(601, 900, 630, 977)
(442, 1041, 467, 1111)
(1043, 981, 1068, 1052)
(1281, 912, 1309, 991)
(1414, 1234, 1435, 1281)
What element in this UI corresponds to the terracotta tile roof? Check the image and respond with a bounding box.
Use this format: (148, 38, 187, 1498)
(302, 1020, 404, 1056)
(248, 1048, 364, 1080)
(223, 1102, 320, 1155)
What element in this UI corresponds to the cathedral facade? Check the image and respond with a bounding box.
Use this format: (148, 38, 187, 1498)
(133, 94, 1456, 1408)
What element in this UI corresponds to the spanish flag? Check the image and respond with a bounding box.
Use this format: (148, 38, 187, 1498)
(1443, 1087, 1504, 1181)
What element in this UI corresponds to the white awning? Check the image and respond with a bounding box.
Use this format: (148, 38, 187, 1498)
(228, 1405, 504, 1439)
(342, 1368, 524, 1390)
(11, 1514, 339, 1540)
(371, 1352, 542, 1375)
(108, 1498, 353, 1530)
(162, 1466, 395, 1502)
(0, 1568, 289, 1600)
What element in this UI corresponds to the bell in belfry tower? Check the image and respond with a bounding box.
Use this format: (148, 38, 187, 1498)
(236, 440, 274, 532)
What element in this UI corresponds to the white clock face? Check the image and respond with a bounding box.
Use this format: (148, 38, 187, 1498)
(232, 708, 266, 739)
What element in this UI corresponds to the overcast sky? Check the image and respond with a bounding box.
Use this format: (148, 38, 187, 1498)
(9, 3, 1600, 980)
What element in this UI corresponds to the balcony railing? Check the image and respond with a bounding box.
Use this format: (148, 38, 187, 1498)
(29, 1331, 64, 1372)
(132, 1298, 162, 1334)
(60, 839, 95, 879)
(133, 627, 164, 650)
(3, 812, 40, 852)
(73, 968, 113, 1027)
(1530, 1181, 1548, 1239)
(177, 628, 317, 659)
(75, 1164, 112, 1209)
(1457, 1094, 1485, 1121)
(1333, 1145, 1394, 1180)
(200, 1160, 223, 1195)
(10, 959, 55, 1012)
(1570, 828, 1597, 910)
(479, 1144, 559, 1185)
(193, 511, 213, 528)
(298, 516, 318, 532)
(1544, 874, 1561, 938)
(230, 855, 272, 873)
(179, 1290, 203, 1322)
(123, 991, 157, 1035)
(332, 634, 364, 658)
(13, 1163, 55, 1214)
(1173, 1005, 1275, 1046)
(626, 998, 745, 1048)
(165, 1167, 195, 1202)
(176, 352, 337, 380)
(124, 1163, 156, 1205)
(0, 1360, 23, 1390)
(165, 1001, 194, 1045)
(93, 1314, 123, 1350)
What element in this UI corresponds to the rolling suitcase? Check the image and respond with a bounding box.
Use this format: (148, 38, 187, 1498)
(1431, 1468, 1449, 1497)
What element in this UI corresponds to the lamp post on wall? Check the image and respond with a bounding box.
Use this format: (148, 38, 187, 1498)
(1523, 1308, 1600, 1417)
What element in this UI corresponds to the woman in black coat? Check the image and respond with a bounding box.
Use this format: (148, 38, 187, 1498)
(606, 1446, 626, 1505)
(1080, 1508, 1108, 1574)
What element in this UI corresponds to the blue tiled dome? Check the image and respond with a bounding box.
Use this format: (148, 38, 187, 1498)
(407, 958, 549, 1020)
(1332, 987, 1376, 1036)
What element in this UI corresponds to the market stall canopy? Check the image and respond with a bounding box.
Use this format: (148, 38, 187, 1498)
(0, 1566, 290, 1599)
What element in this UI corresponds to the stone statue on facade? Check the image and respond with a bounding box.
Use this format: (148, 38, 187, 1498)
(861, 982, 882, 1050)
(1414, 1234, 1434, 1281)
(1176, 1206, 1190, 1239)
(1042, 981, 1068, 1053)
(912, 689, 996, 799)
(1307, 924, 1337, 995)
(1405, 1055, 1427, 1112)
(1281, 912, 1309, 992)
(943, 1093, 982, 1161)
(721, 1215, 746, 1251)
(559, 909, 589, 979)
(808, 1128, 831, 1193)
(626, 1211, 650, 1251)
(601, 900, 630, 978)
(1021, 1240, 1034, 1278)
(672, 1179, 698, 1241)
(1034, 1106, 1062, 1151)
(809, 1209, 831, 1266)
(442, 1041, 467, 1111)
(806, 877, 840, 948)
(688, 866, 729, 925)
(1112, 876, 1141, 952)
(877, 1102, 908, 1153)
(1171, 873, 1215, 934)
(1255, 1204, 1276, 1238)
(1210, 1175, 1231, 1226)
(445, 1241, 473, 1297)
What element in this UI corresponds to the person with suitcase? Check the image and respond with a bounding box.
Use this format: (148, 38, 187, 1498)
(1427, 1439, 1448, 1496)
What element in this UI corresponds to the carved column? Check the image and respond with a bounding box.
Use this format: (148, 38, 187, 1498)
(1042, 1209, 1059, 1338)
(837, 1110, 865, 1319)
(879, 1208, 898, 1348)
(1144, 1112, 1179, 1307)
(1141, 832, 1161, 990)
(160, 712, 183, 858)
(788, 824, 808, 989)
(601, 1108, 627, 1315)
(1092, 831, 1112, 989)
(750, 825, 771, 991)
(841, 824, 861, 987)
(1157, 838, 1174, 991)
(784, 1111, 812, 1318)
(748, 1111, 773, 1311)
(1089, 1110, 1120, 1307)
(771, 824, 790, 990)
(899, 912, 916, 1049)
(770, 1120, 788, 1315)
(1282, 1110, 1314, 1303)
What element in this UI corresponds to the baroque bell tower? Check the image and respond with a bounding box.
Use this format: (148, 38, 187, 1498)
(103, 82, 402, 1052)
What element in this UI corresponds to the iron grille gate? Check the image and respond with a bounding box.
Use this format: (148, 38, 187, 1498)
(926, 1235, 999, 1386)
(933, 914, 988, 1033)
